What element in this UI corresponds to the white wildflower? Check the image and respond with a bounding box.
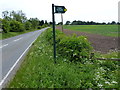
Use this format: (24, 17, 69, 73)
(63, 59, 67, 62)
(111, 81, 117, 84)
(96, 72, 100, 74)
(97, 83, 103, 88)
(105, 81, 110, 84)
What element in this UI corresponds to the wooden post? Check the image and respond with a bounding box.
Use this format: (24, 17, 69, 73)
(61, 13, 63, 32)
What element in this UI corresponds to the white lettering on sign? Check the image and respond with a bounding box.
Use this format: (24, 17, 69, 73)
(57, 7, 63, 12)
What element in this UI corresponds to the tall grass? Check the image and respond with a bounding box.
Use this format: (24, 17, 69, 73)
(8, 28, 119, 88)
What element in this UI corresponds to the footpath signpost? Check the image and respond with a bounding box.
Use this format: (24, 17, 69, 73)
(52, 4, 67, 63)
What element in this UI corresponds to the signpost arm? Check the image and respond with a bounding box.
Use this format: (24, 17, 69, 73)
(52, 4, 56, 63)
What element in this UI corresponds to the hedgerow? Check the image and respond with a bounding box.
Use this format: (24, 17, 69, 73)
(44, 29, 93, 63)
(10, 20, 25, 32)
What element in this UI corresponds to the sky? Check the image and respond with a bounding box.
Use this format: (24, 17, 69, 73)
(0, 0, 119, 24)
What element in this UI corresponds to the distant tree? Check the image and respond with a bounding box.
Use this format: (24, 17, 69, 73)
(39, 20, 44, 26)
(9, 20, 25, 32)
(102, 22, 106, 25)
(117, 22, 120, 25)
(24, 21, 32, 30)
(2, 11, 11, 21)
(29, 18, 39, 29)
(45, 20, 48, 25)
(2, 11, 9, 18)
(71, 20, 78, 25)
(77, 21, 82, 25)
(49, 22, 53, 25)
(57, 22, 63, 25)
(2, 19, 10, 33)
(89, 21, 94, 25)
(10, 10, 27, 23)
(107, 22, 111, 25)
(65, 21, 70, 25)
(0, 18, 2, 29)
(111, 21, 116, 25)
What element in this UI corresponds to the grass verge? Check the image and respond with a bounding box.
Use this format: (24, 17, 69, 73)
(0, 29, 42, 40)
(7, 28, 119, 88)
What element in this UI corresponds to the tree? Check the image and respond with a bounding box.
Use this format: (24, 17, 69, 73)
(2, 11, 11, 21)
(47, 21, 53, 26)
(111, 21, 116, 25)
(29, 18, 39, 29)
(117, 22, 120, 25)
(57, 22, 63, 25)
(10, 20, 25, 32)
(0, 18, 2, 29)
(45, 20, 48, 25)
(65, 21, 70, 25)
(2, 19, 10, 33)
(71, 20, 78, 25)
(10, 10, 27, 23)
(24, 21, 32, 30)
(39, 20, 44, 26)
(102, 22, 106, 25)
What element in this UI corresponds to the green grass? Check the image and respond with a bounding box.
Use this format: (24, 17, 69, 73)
(7, 28, 119, 88)
(0, 29, 41, 40)
(64, 25, 118, 37)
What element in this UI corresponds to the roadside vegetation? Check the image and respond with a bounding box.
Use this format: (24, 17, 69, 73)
(0, 10, 50, 39)
(8, 28, 119, 88)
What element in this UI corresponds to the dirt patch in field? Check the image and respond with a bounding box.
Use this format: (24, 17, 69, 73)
(56, 26, 119, 53)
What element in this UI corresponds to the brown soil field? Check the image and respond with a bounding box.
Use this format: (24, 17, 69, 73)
(56, 26, 119, 53)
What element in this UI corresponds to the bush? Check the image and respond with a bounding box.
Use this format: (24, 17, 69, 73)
(2, 19, 10, 33)
(44, 29, 93, 63)
(57, 34, 93, 62)
(10, 20, 25, 32)
(37, 26, 42, 29)
(0, 18, 2, 29)
(24, 21, 32, 30)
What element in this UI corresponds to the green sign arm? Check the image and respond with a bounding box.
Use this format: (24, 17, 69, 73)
(55, 6, 67, 13)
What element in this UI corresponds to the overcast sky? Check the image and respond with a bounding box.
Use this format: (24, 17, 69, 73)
(0, 0, 119, 23)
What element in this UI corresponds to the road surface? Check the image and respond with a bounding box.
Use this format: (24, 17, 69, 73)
(0, 27, 48, 87)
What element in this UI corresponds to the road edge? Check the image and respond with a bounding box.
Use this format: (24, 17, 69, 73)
(0, 27, 49, 89)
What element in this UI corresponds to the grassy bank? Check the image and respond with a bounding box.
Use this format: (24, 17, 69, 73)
(64, 25, 118, 37)
(0, 29, 42, 40)
(8, 28, 119, 88)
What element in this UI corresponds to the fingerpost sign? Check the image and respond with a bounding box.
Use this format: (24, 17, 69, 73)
(55, 6, 67, 13)
(52, 4, 67, 63)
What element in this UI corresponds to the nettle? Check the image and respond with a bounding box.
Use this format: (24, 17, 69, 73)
(56, 34, 93, 62)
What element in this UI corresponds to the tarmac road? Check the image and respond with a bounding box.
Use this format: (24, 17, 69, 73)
(0, 27, 48, 87)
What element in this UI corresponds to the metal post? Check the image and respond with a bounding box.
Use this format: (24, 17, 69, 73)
(52, 4, 56, 63)
(61, 13, 63, 32)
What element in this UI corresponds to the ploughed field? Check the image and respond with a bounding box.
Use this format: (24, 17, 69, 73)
(56, 25, 119, 53)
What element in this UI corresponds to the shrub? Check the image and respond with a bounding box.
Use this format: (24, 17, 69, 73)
(56, 34, 93, 62)
(24, 21, 32, 30)
(2, 19, 10, 33)
(37, 26, 42, 29)
(10, 20, 25, 32)
(44, 29, 93, 63)
(0, 18, 2, 29)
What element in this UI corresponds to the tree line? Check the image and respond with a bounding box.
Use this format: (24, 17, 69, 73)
(64, 20, 119, 25)
(0, 10, 49, 33)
